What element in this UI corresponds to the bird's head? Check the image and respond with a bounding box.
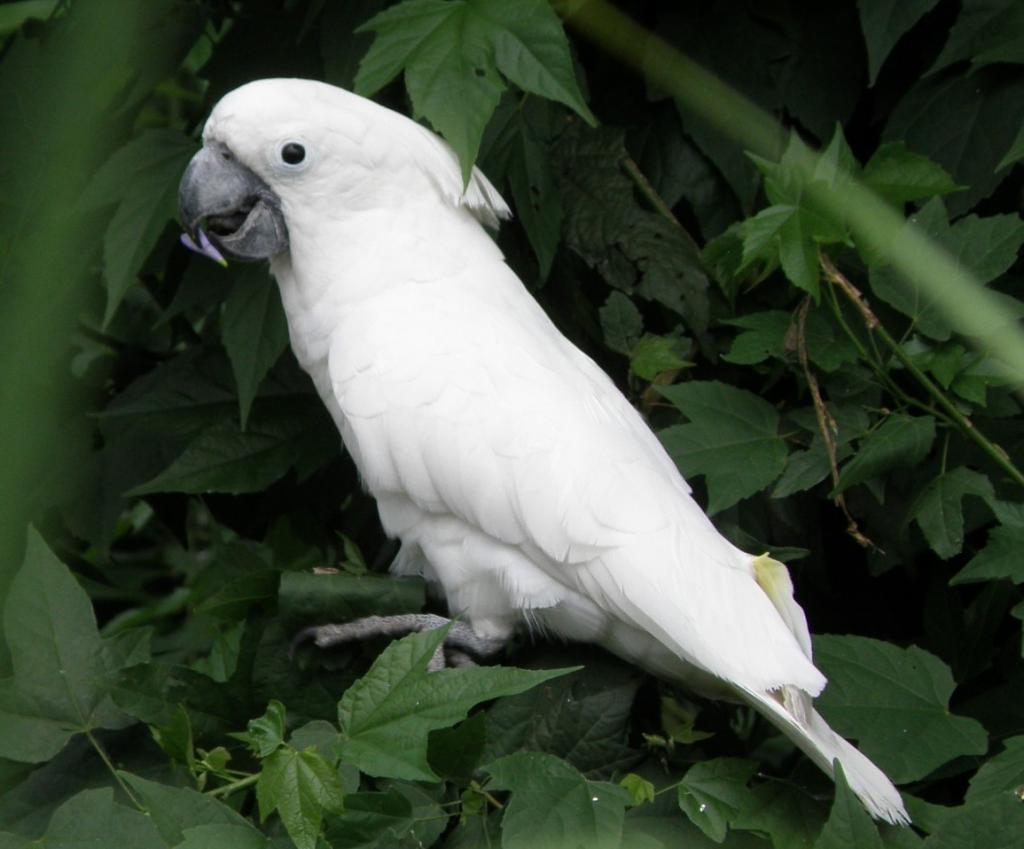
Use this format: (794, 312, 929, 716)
(178, 78, 509, 265)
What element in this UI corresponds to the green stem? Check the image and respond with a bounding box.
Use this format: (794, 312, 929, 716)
(822, 256, 1024, 489)
(206, 772, 259, 799)
(876, 322, 1024, 486)
(624, 158, 678, 224)
(824, 282, 937, 418)
(86, 730, 145, 812)
(653, 779, 685, 797)
(623, 157, 703, 251)
(481, 789, 505, 811)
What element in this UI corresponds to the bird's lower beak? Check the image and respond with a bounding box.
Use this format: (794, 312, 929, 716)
(178, 142, 289, 263)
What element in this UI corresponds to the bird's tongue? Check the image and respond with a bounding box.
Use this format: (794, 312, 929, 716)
(180, 228, 227, 266)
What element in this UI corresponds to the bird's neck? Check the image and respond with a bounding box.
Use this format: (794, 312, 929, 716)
(269, 200, 503, 374)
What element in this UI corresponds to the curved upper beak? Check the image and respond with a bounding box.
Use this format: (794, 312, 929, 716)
(178, 142, 289, 263)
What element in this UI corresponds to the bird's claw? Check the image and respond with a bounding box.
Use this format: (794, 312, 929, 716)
(291, 613, 505, 670)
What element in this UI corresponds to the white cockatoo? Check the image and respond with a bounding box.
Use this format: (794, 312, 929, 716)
(178, 78, 909, 825)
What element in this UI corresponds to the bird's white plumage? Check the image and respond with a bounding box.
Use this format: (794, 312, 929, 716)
(203, 78, 909, 825)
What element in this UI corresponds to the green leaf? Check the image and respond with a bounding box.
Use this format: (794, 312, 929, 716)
(676, 758, 756, 843)
(0, 529, 130, 762)
(127, 398, 334, 496)
(480, 654, 641, 776)
(749, 133, 854, 256)
(814, 126, 861, 187)
(337, 626, 574, 781)
(802, 308, 859, 372)
(657, 381, 788, 514)
(222, 266, 290, 429)
(290, 720, 346, 764)
(119, 772, 258, 846)
(175, 824, 270, 849)
(940, 209, 1024, 283)
(862, 142, 960, 204)
(554, 125, 710, 337)
(814, 635, 988, 783)
(735, 164, 849, 297)
(402, 13, 502, 185)
(951, 524, 1024, 585)
(918, 342, 968, 389)
(256, 747, 345, 849)
(247, 699, 288, 757)
(321, 787, 423, 848)
(387, 781, 449, 848)
(885, 70, 1024, 214)
(356, 0, 592, 182)
(99, 347, 237, 432)
(622, 787, 762, 849)
(631, 108, 741, 239)
(778, 209, 821, 297)
(875, 202, 1024, 340)
(620, 773, 656, 807)
(911, 467, 994, 559)
(930, 0, 1024, 74)
(732, 781, 826, 849)
(485, 751, 631, 849)
(737, 204, 795, 273)
(996, 123, 1024, 171)
(965, 735, 1024, 804)
(79, 129, 197, 325)
(834, 414, 935, 495)
(504, 109, 562, 279)
(920, 792, 1024, 849)
(428, 711, 487, 785)
(772, 446, 833, 498)
(813, 762, 883, 849)
(871, 200, 1024, 341)
(721, 311, 790, 365)
(481, 0, 596, 123)
(151, 704, 195, 768)
(599, 291, 643, 356)
(703, 223, 749, 290)
(867, 212, 951, 340)
(857, 0, 940, 85)
(663, 2, 849, 204)
(12, 788, 163, 849)
(630, 335, 689, 381)
(660, 693, 715, 745)
(352, 0, 452, 96)
(191, 621, 244, 682)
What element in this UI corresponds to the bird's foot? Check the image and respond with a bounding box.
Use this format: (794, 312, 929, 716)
(293, 613, 505, 671)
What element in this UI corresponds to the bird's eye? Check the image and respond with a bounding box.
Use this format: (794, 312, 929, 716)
(280, 142, 306, 166)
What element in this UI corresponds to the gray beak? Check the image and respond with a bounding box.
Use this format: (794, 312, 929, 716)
(178, 141, 289, 262)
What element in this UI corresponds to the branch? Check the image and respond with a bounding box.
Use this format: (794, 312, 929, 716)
(793, 298, 877, 549)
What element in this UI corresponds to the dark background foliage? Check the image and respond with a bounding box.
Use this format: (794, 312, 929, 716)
(1, 1, 1023, 847)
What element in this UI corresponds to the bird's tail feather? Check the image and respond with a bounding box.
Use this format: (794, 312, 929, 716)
(739, 686, 910, 826)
